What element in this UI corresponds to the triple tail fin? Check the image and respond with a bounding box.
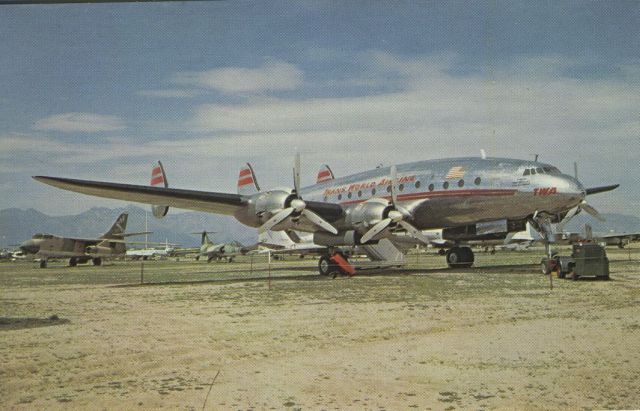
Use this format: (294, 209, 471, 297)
(151, 161, 169, 218)
(316, 164, 335, 184)
(103, 213, 128, 238)
(237, 163, 260, 195)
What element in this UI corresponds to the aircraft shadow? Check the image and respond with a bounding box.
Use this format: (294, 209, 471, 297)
(0, 316, 70, 331)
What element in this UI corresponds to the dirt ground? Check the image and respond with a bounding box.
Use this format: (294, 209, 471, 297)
(1, 247, 639, 410)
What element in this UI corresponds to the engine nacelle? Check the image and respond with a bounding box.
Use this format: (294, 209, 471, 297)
(345, 199, 391, 233)
(314, 230, 363, 246)
(250, 189, 294, 222)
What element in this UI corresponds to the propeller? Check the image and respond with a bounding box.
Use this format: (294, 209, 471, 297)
(557, 161, 606, 230)
(258, 153, 338, 235)
(360, 165, 429, 244)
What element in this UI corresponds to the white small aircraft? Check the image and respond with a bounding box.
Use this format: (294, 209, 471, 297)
(34, 153, 618, 275)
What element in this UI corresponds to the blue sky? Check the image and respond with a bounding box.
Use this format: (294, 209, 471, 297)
(0, 1, 638, 216)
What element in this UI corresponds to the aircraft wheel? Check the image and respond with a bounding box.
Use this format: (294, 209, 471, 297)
(39, 259, 47, 269)
(446, 247, 474, 268)
(195, 256, 200, 261)
(92, 258, 102, 266)
(318, 255, 338, 276)
(69, 258, 77, 267)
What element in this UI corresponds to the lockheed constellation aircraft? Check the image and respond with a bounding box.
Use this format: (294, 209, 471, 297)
(34, 154, 618, 275)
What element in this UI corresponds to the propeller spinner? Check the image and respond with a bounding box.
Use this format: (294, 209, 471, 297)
(258, 153, 338, 235)
(360, 165, 429, 244)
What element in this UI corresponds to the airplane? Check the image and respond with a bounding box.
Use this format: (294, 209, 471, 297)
(126, 242, 176, 260)
(191, 231, 250, 262)
(33, 154, 619, 275)
(18, 212, 148, 268)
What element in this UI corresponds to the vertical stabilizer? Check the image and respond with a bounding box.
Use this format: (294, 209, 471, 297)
(316, 164, 335, 184)
(237, 163, 260, 195)
(103, 213, 128, 238)
(151, 161, 170, 218)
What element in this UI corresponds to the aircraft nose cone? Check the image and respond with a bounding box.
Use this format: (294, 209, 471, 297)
(19, 240, 40, 254)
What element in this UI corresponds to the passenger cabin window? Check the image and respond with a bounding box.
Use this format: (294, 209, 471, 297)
(474, 177, 481, 185)
(338, 194, 342, 200)
(398, 183, 404, 191)
(458, 179, 464, 187)
(415, 181, 421, 189)
(347, 192, 352, 199)
(443, 181, 449, 189)
(428, 183, 434, 191)
(371, 188, 376, 196)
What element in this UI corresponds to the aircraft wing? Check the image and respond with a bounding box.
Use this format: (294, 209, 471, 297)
(33, 176, 244, 215)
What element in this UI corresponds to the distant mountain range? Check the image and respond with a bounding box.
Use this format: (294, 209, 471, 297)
(0, 206, 257, 248)
(1, 206, 639, 249)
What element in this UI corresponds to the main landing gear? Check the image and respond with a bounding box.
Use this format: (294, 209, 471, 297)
(445, 246, 474, 268)
(318, 252, 356, 277)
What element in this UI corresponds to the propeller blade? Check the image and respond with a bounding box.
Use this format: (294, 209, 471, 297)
(360, 218, 392, 243)
(397, 220, 430, 244)
(390, 165, 398, 204)
(302, 209, 338, 234)
(293, 152, 301, 195)
(259, 207, 295, 233)
(580, 202, 606, 222)
(557, 206, 580, 231)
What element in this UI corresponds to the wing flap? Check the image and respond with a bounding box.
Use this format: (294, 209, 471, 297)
(34, 176, 244, 216)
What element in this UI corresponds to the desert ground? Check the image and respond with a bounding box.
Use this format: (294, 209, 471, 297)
(1, 246, 639, 410)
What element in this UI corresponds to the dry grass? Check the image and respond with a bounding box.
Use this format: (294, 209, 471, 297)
(1, 246, 639, 410)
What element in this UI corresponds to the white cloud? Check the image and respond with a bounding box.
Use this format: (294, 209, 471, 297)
(5, 53, 638, 215)
(33, 112, 125, 133)
(173, 61, 303, 94)
(137, 89, 201, 98)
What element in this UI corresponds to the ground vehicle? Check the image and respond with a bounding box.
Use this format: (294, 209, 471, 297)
(541, 243, 609, 280)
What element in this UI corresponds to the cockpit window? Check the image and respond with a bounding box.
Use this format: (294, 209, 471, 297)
(536, 167, 543, 174)
(523, 169, 530, 176)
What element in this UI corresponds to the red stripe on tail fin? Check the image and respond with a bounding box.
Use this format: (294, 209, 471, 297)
(150, 161, 169, 217)
(237, 163, 260, 195)
(316, 164, 335, 183)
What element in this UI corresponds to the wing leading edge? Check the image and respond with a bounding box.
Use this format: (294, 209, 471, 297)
(33, 176, 244, 216)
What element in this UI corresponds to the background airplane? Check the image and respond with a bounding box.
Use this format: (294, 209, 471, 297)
(191, 231, 250, 262)
(34, 154, 618, 274)
(18, 212, 148, 268)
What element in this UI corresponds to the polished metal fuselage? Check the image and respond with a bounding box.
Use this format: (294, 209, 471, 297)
(237, 157, 585, 232)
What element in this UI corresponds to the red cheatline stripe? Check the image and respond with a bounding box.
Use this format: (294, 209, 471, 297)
(335, 189, 517, 205)
(150, 176, 164, 185)
(239, 168, 252, 177)
(237, 177, 254, 186)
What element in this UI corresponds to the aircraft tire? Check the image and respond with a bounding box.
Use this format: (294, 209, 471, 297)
(318, 255, 338, 276)
(92, 258, 102, 266)
(39, 259, 47, 269)
(69, 258, 77, 267)
(446, 247, 474, 268)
